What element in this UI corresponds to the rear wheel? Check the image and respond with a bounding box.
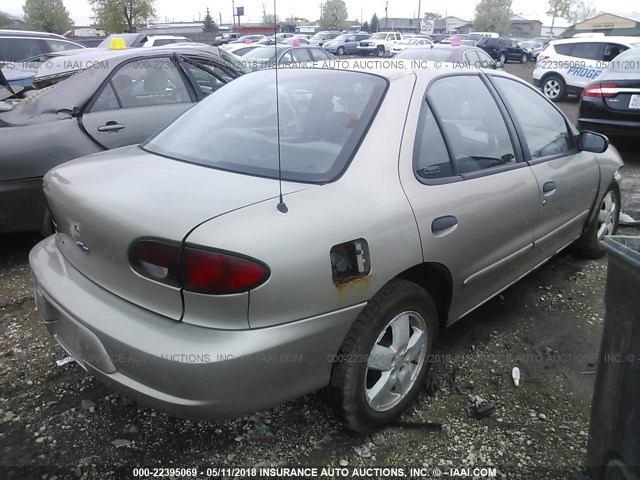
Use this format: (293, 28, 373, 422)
(521, 53, 528, 63)
(337, 46, 345, 55)
(329, 279, 438, 433)
(499, 52, 507, 64)
(376, 45, 385, 57)
(541, 74, 566, 102)
(574, 181, 620, 259)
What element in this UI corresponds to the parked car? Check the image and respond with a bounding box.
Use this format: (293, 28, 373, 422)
(533, 36, 640, 102)
(390, 37, 433, 55)
(220, 43, 260, 57)
(0, 29, 85, 64)
(30, 63, 622, 433)
(578, 48, 640, 138)
(97, 33, 191, 48)
(0, 45, 246, 235)
(240, 45, 335, 71)
(322, 32, 371, 55)
(308, 30, 343, 47)
(519, 41, 544, 60)
(357, 32, 403, 56)
(73, 37, 104, 48)
(395, 44, 500, 69)
(478, 37, 528, 64)
(213, 32, 241, 45)
(229, 35, 265, 44)
(429, 34, 449, 44)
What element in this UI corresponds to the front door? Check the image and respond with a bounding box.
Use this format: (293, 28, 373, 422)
(400, 74, 541, 323)
(489, 75, 600, 258)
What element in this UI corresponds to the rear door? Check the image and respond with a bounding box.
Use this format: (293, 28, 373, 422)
(490, 75, 600, 257)
(400, 73, 541, 322)
(81, 56, 195, 149)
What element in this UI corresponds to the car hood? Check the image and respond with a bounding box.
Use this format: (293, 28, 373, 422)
(45, 145, 311, 320)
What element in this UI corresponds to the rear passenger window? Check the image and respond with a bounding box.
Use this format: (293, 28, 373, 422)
(91, 83, 119, 112)
(46, 39, 82, 52)
(414, 107, 454, 179)
(0, 38, 46, 62)
(603, 43, 627, 62)
(309, 48, 331, 61)
(571, 42, 602, 60)
(428, 75, 516, 175)
(554, 44, 574, 56)
(493, 77, 572, 159)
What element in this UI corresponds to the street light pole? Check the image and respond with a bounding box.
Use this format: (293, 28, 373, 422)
(385, 1, 388, 32)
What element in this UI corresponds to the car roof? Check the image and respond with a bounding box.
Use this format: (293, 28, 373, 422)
(553, 36, 640, 45)
(32, 44, 225, 81)
(0, 29, 69, 39)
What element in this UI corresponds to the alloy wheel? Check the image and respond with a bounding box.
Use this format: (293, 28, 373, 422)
(543, 79, 561, 99)
(365, 311, 428, 412)
(597, 191, 618, 240)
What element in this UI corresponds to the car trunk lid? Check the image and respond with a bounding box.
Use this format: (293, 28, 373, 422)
(45, 145, 306, 320)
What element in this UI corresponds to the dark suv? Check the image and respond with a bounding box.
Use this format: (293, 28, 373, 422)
(0, 30, 85, 64)
(478, 37, 527, 64)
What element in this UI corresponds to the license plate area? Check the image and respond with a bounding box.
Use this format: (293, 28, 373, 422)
(629, 94, 640, 109)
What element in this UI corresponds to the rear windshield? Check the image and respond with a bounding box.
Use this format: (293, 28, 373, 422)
(143, 69, 387, 183)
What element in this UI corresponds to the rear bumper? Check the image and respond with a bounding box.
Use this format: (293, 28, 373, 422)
(29, 236, 363, 419)
(578, 118, 640, 138)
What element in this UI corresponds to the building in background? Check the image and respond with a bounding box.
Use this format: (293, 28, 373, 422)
(378, 17, 421, 34)
(432, 16, 472, 35)
(509, 15, 543, 38)
(560, 13, 640, 37)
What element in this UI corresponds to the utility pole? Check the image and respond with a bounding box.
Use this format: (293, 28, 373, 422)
(417, 0, 421, 33)
(232, 0, 236, 28)
(384, 1, 388, 32)
(319, 3, 323, 23)
(219, 12, 222, 25)
(262, 3, 267, 23)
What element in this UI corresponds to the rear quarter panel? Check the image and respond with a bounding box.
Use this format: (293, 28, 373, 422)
(184, 74, 424, 329)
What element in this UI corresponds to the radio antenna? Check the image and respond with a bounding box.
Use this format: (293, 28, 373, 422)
(273, 0, 288, 213)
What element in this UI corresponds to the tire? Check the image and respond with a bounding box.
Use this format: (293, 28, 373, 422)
(376, 45, 385, 57)
(329, 278, 439, 433)
(541, 74, 566, 102)
(574, 181, 621, 259)
(521, 53, 528, 63)
(499, 53, 507, 64)
(337, 46, 345, 55)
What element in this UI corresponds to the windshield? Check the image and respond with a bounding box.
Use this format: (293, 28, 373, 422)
(395, 48, 453, 61)
(520, 42, 533, 48)
(143, 69, 387, 183)
(333, 34, 349, 42)
(371, 33, 386, 40)
(399, 39, 418, 45)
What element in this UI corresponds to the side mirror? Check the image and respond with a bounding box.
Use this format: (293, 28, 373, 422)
(579, 130, 609, 153)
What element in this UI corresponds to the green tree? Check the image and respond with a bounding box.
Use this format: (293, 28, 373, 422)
(23, 0, 72, 34)
(473, 0, 512, 36)
(319, 0, 348, 31)
(0, 11, 14, 27)
(89, 0, 156, 33)
(202, 7, 217, 32)
(370, 13, 379, 33)
(262, 13, 279, 25)
(361, 20, 369, 32)
(423, 11, 441, 20)
(568, 0, 597, 24)
(548, 0, 572, 35)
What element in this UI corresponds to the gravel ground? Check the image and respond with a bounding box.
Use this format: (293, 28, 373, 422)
(0, 62, 639, 480)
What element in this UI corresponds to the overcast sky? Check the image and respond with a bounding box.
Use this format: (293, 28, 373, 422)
(2, 0, 639, 27)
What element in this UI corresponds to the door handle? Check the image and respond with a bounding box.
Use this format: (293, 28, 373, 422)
(97, 121, 125, 132)
(431, 215, 458, 234)
(543, 181, 557, 196)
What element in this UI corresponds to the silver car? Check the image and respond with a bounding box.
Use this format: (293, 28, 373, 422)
(0, 45, 246, 234)
(30, 63, 623, 433)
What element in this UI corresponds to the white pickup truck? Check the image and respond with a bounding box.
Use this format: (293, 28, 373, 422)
(357, 32, 403, 57)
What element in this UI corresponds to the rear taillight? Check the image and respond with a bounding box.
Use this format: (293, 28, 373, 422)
(129, 240, 180, 286)
(583, 83, 619, 98)
(129, 240, 269, 294)
(183, 248, 269, 294)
